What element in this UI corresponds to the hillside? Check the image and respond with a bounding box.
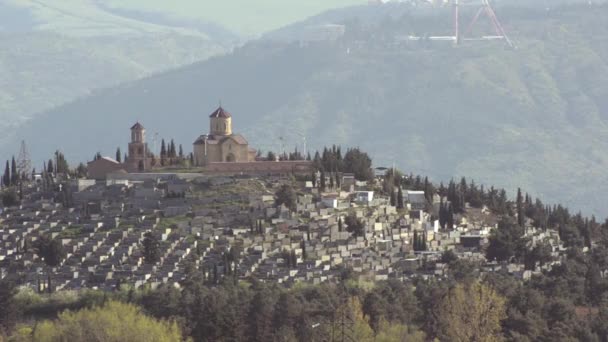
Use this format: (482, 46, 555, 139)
(7, 3, 608, 217)
(0, 0, 233, 132)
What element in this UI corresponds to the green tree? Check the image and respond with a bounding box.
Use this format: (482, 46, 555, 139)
(486, 218, 526, 263)
(142, 232, 160, 264)
(437, 281, 506, 342)
(374, 321, 426, 342)
(397, 187, 404, 209)
(517, 188, 525, 227)
(2, 189, 19, 207)
(343, 148, 373, 181)
(0, 279, 19, 335)
(160, 139, 167, 166)
(320, 170, 326, 192)
(11, 156, 18, 186)
(3, 160, 10, 187)
(47, 159, 54, 174)
(31, 301, 182, 342)
(345, 214, 365, 237)
(275, 184, 297, 211)
(116, 147, 122, 163)
(248, 289, 275, 342)
(35, 236, 66, 267)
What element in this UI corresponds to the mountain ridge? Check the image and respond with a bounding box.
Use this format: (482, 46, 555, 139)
(6, 3, 608, 217)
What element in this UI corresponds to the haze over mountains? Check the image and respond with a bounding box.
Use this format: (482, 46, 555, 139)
(4, 1, 608, 217)
(0, 0, 235, 133)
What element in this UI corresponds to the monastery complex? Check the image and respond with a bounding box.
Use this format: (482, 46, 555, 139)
(87, 106, 311, 179)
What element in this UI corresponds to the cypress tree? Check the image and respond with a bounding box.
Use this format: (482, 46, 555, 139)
(446, 203, 454, 229)
(170, 140, 176, 158)
(338, 217, 343, 232)
(390, 189, 396, 207)
(439, 199, 446, 229)
(320, 170, 326, 192)
(422, 232, 427, 251)
(160, 139, 167, 166)
(47, 159, 54, 174)
(179, 144, 184, 158)
(3, 161, 10, 188)
(517, 188, 524, 227)
(397, 187, 404, 209)
(116, 148, 122, 163)
(10, 156, 18, 185)
(301, 241, 307, 260)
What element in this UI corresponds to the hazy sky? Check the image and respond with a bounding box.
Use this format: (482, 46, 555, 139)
(107, 0, 364, 35)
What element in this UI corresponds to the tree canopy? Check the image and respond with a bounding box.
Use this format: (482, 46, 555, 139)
(29, 301, 182, 342)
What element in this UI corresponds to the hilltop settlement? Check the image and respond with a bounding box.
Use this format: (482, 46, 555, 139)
(3, 106, 608, 341)
(0, 107, 571, 293)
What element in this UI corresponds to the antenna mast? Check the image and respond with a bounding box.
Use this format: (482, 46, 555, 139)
(17, 140, 32, 180)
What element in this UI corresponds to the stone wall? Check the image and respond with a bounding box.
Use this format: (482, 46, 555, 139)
(200, 161, 313, 175)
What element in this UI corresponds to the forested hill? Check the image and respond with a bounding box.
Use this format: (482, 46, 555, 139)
(7, 3, 608, 216)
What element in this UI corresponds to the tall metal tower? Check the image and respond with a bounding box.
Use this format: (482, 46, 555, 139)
(456, 0, 514, 47)
(16, 140, 32, 179)
(406, 0, 513, 48)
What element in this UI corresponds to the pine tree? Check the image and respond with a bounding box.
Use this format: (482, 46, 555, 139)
(116, 147, 122, 163)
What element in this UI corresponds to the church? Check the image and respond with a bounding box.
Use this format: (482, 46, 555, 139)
(192, 106, 256, 165)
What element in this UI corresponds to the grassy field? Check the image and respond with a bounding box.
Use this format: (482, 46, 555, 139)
(106, 0, 365, 35)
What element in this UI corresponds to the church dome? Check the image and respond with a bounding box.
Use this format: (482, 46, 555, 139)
(209, 106, 232, 118)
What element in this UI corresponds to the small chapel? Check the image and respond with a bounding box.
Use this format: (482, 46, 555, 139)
(192, 106, 256, 165)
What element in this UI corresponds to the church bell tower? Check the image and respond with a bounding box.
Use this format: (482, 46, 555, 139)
(127, 122, 148, 171)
